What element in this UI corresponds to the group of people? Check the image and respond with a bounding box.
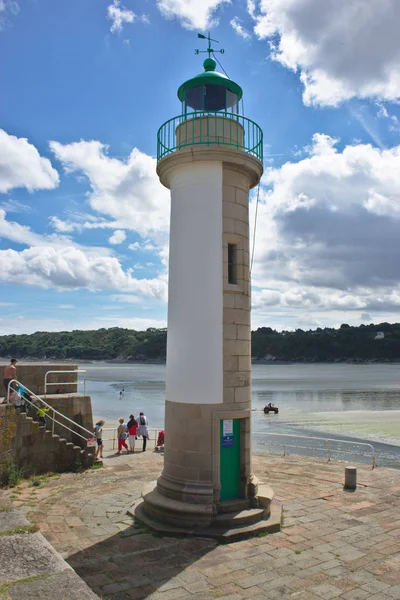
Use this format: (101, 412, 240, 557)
(93, 412, 149, 460)
(2, 359, 51, 424)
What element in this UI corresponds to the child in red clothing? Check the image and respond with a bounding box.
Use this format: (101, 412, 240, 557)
(116, 417, 129, 455)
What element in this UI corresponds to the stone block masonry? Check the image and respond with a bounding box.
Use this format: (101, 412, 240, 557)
(0, 398, 95, 476)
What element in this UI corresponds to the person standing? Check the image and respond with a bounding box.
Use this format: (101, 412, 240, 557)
(116, 417, 129, 455)
(127, 414, 138, 452)
(137, 411, 149, 452)
(94, 420, 105, 460)
(3, 359, 17, 402)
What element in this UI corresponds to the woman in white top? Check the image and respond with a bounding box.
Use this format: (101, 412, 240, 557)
(137, 412, 149, 452)
(10, 388, 23, 412)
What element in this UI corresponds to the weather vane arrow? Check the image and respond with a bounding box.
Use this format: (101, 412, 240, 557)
(195, 32, 224, 58)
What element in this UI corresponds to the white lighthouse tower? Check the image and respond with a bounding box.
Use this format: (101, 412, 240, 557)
(135, 37, 280, 539)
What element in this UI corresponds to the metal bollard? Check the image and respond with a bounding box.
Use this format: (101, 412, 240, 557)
(344, 466, 357, 490)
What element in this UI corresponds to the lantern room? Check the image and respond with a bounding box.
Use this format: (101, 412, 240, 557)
(177, 58, 243, 114)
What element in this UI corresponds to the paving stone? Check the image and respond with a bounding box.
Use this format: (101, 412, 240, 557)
(307, 583, 343, 599)
(340, 589, 371, 600)
(360, 580, 390, 594)
(2, 453, 399, 600)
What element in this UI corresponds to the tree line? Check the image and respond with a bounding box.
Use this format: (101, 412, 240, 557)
(1, 322, 400, 362)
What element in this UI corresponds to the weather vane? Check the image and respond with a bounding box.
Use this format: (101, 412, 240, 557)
(195, 33, 224, 58)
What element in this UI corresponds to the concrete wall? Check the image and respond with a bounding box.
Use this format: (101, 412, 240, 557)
(43, 394, 94, 449)
(0, 363, 79, 396)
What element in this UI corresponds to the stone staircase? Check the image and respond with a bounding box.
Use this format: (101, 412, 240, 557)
(14, 410, 95, 476)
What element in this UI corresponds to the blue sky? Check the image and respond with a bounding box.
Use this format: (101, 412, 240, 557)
(1, 0, 400, 335)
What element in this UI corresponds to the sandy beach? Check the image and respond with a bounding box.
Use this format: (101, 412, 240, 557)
(281, 409, 400, 446)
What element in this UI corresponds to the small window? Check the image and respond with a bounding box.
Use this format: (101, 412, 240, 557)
(228, 244, 238, 284)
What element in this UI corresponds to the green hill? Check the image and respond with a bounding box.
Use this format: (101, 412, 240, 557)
(1, 322, 400, 362)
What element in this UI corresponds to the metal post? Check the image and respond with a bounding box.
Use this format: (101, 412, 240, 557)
(344, 466, 357, 490)
(52, 409, 55, 436)
(84, 373, 86, 396)
(327, 439, 331, 462)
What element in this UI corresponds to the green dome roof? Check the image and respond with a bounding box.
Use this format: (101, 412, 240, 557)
(177, 58, 243, 103)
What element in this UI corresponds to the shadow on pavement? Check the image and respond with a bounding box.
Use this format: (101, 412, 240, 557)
(67, 522, 219, 599)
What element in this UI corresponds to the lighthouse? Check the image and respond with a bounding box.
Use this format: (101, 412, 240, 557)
(134, 36, 280, 538)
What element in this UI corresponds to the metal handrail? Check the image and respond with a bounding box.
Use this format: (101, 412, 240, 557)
(7, 379, 94, 444)
(157, 111, 263, 162)
(253, 431, 376, 469)
(44, 370, 86, 398)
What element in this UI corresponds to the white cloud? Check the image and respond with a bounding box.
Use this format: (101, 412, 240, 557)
(376, 102, 400, 133)
(111, 294, 141, 304)
(0, 209, 113, 257)
(0, 199, 31, 213)
(230, 16, 251, 40)
(109, 229, 126, 245)
(250, 134, 400, 325)
(251, 0, 400, 106)
(157, 0, 230, 30)
(49, 140, 169, 242)
(58, 304, 75, 309)
(0, 245, 167, 299)
(128, 240, 157, 252)
(107, 0, 135, 33)
(0, 208, 45, 246)
(0, 1, 19, 31)
(0, 129, 59, 193)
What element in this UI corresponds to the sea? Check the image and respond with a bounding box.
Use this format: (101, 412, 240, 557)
(81, 362, 400, 468)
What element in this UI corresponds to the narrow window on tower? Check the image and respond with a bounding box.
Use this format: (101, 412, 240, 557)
(228, 243, 238, 284)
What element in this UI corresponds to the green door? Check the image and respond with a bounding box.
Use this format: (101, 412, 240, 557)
(220, 419, 241, 500)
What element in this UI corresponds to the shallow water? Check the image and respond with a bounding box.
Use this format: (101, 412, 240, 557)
(82, 362, 400, 468)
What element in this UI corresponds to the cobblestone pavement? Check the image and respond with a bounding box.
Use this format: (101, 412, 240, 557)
(6, 451, 400, 600)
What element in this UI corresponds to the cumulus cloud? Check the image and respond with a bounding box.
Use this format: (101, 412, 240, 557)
(157, 0, 230, 30)
(49, 140, 169, 241)
(0, 129, 59, 193)
(0, 245, 167, 299)
(250, 0, 400, 106)
(109, 229, 126, 245)
(251, 134, 400, 324)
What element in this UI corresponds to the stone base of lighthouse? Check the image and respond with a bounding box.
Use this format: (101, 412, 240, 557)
(131, 403, 281, 542)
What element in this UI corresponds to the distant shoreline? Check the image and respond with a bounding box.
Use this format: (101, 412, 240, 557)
(1, 357, 400, 365)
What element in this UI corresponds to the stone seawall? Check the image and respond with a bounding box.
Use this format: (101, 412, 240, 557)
(0, 394, 95, 476)
(0, 363, 79, 396)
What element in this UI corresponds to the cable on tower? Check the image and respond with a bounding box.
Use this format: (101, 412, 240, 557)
(250, 182, 261, 274)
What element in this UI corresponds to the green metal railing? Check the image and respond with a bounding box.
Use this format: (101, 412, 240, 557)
(157, 111, 263, 163)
